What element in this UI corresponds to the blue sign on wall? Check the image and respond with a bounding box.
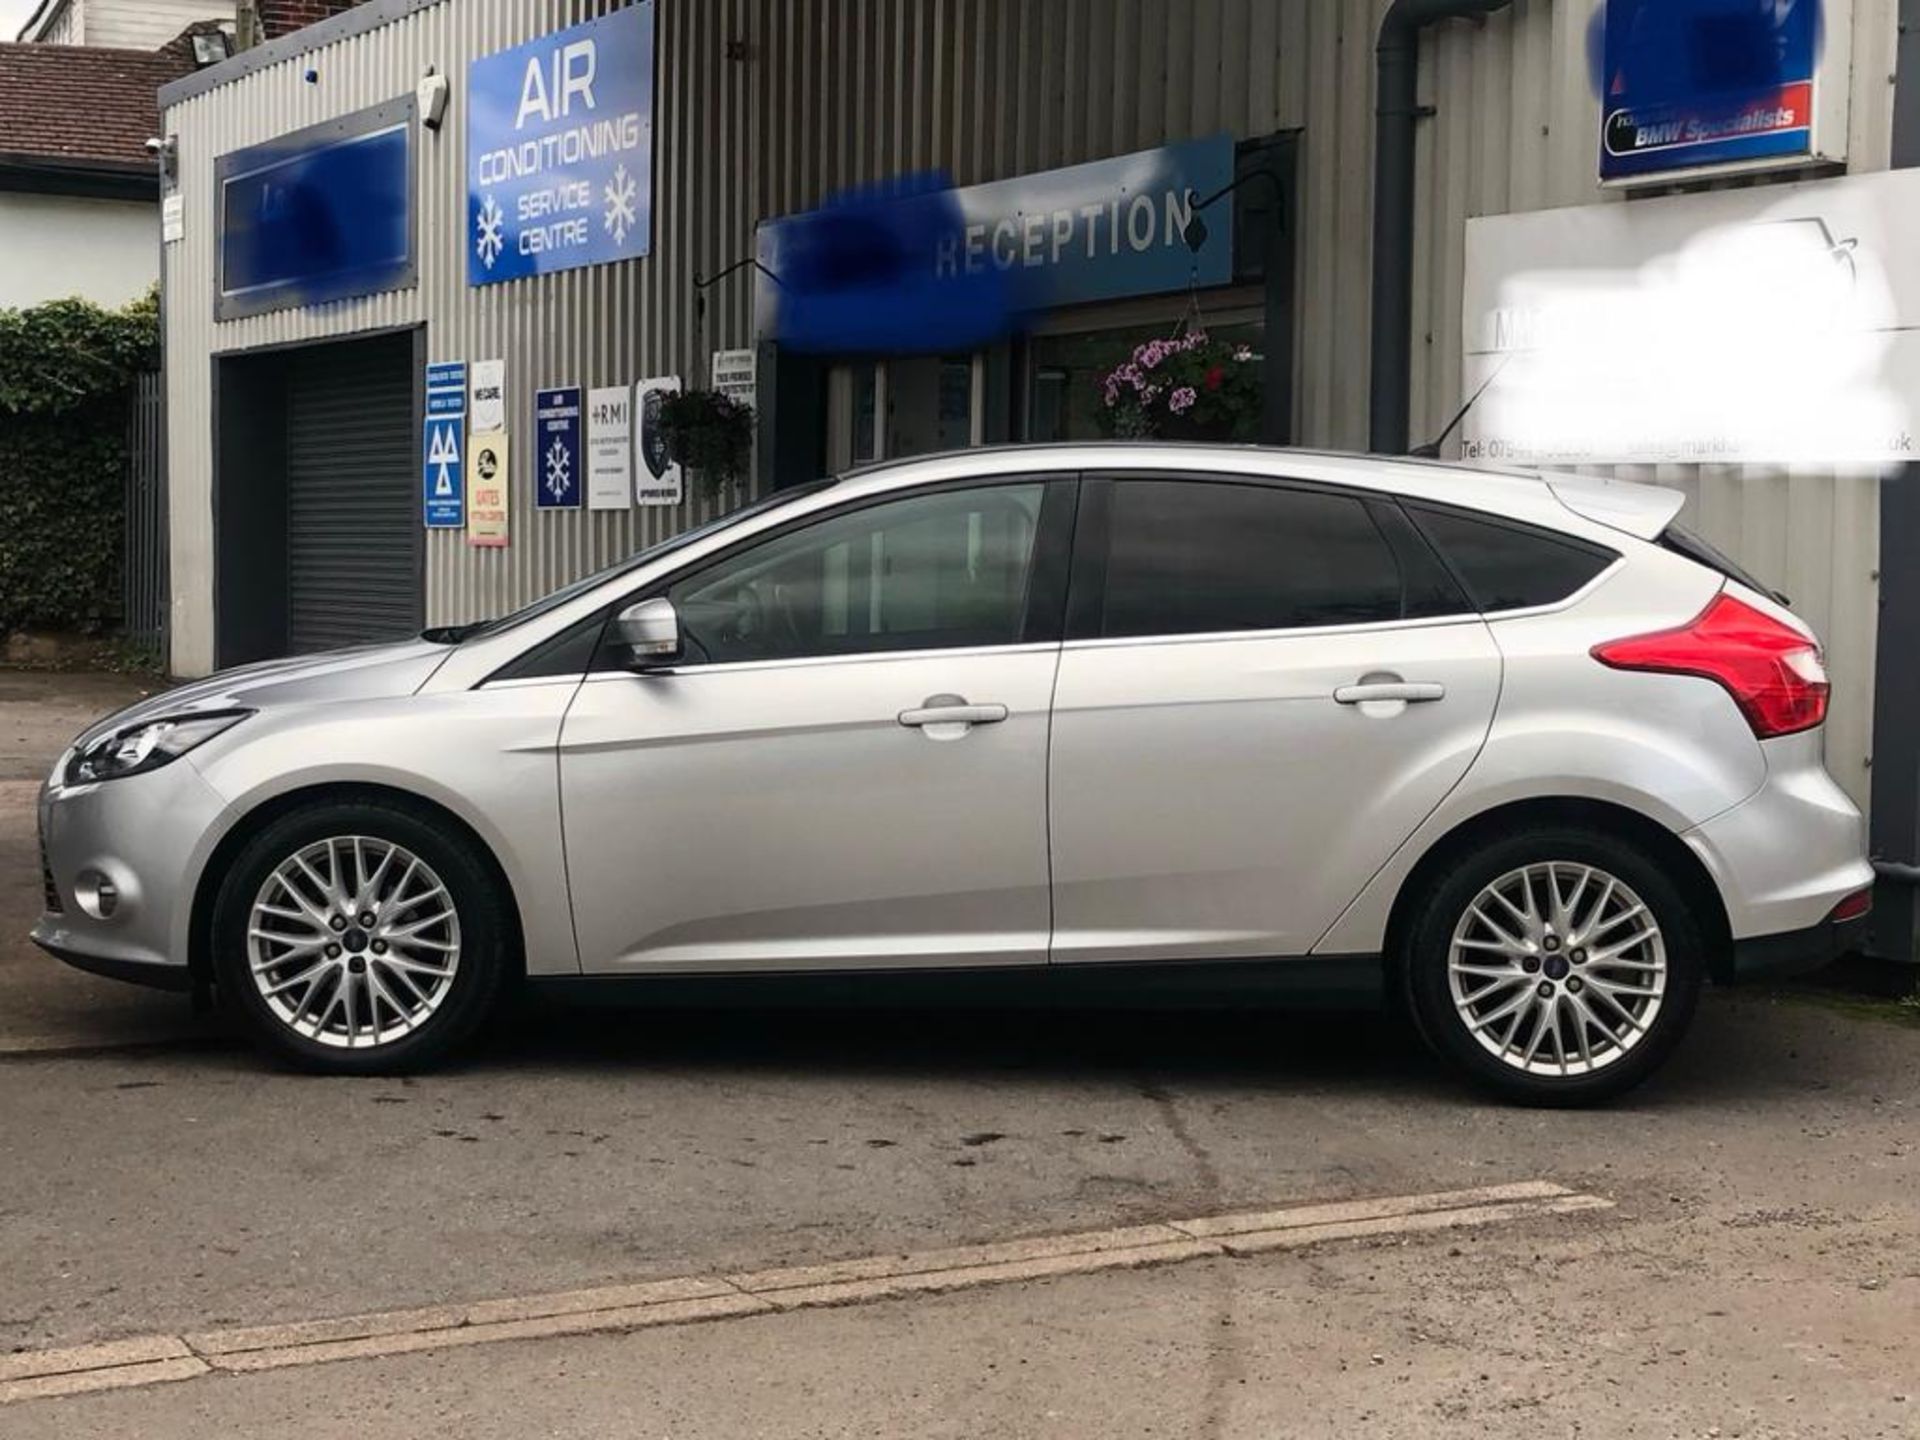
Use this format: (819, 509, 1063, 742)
(534, 387, 583, 509)
(1601, 0, 1823, 182)
(467, 3, 656, 286)
(758, 135, 1235, 353)
(217, 100, 414, 320)
(423, 361, 466, 528)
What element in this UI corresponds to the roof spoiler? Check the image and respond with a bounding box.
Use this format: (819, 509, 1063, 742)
(1545, 475, 1687, 541)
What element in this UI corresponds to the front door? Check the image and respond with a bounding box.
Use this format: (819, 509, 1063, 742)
(559, 478, 1071, 973)
(1048, 475, 1503, 964)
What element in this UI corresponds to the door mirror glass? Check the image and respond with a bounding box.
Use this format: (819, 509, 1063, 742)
(612, 597, 681, 667)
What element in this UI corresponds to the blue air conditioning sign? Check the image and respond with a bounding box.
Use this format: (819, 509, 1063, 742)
(467, 2, 656, 286)
(1600, 0, 1850, 185)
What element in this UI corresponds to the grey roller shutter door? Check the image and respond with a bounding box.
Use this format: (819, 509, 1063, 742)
(284, 338, 421, 654)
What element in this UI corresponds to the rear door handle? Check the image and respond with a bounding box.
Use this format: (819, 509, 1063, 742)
(898, 695, 1010, 731)
(1334, 682, 1446, 705)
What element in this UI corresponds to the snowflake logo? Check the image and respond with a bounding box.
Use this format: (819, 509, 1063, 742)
(603, 164, 638, 246)
(475, 193, 505, 269)
(544, 436, 572, 501)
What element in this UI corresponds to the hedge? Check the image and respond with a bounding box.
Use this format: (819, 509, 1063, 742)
(0, 292, 159, 635)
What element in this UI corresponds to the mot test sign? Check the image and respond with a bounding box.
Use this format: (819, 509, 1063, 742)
(467, 3, 656, 285)
(422, 361, 466, 528)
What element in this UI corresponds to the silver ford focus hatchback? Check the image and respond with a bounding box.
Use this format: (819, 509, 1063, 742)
(33, 446, 1873, 1102)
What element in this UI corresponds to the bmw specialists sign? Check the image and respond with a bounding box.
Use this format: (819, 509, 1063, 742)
(1599, 0, 1851, 186)
(467, 3, 656, 285)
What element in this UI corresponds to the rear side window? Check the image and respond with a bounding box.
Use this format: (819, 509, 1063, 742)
(1409, 505, 1616, 613)
(1094, 479, 1467, 639)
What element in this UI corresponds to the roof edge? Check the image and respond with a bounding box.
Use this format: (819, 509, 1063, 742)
(0, 153, 157, 200)
(159, 0, 448, 110)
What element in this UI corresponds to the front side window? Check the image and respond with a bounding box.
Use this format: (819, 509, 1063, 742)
(668, 483, 1046, 665)
(1094, 479, 1432, 639)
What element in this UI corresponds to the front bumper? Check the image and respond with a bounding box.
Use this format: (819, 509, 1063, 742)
(31, 756, 231, 988)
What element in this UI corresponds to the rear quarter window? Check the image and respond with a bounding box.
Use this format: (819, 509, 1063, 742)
(1409, 505, 1617, 613)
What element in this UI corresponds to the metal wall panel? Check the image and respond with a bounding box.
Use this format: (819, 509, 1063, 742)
(163, 0, 1374, 677)
(161, 0, 1896, 816)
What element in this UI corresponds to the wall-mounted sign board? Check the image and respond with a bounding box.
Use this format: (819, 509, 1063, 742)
(467, 2, 657, 285)
(423, 361, 466, 528)
(215, 97, 416, 319)
(1599, 0, 1851, 185)
(1463, 165, 1920, 468)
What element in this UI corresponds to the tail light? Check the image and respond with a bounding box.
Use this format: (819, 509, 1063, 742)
(1592, 591, 1829, 739)
(1830, 887, 1873, 923)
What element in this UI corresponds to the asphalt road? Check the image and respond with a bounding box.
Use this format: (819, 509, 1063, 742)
(2, 667, 1916, 1437)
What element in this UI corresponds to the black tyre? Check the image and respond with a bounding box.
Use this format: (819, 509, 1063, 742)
(212, 797, 513, 1074)
(1402, 826, 1705, 1106)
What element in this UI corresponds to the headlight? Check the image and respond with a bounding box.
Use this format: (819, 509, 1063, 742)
(64, 711, 252, 785)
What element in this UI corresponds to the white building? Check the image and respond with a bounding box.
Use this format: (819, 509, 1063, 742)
(0, 40, 192, 309)
(15, 0, 232, 50)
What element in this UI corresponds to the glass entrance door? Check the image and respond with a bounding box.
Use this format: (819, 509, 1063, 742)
(825, 354, 982, 471)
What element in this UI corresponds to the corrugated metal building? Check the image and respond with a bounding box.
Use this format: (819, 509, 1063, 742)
(156, 0, 1913, 950)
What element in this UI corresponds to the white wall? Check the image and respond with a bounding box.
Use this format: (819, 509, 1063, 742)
(26, 0, 234, 48)
(0, 191, 156, 309)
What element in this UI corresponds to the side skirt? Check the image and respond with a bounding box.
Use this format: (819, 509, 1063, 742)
(527, 956, 1385, 1012)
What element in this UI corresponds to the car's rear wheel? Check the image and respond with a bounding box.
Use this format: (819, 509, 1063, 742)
(212, 798, 511, 1073)
(1403, 827, 1705, 1105)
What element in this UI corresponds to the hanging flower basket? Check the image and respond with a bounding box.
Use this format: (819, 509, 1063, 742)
(654, 387, 755, 498)
(1093, 331, 1262, 442)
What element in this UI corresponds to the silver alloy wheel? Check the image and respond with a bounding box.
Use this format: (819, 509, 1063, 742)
(247, 835, 461, 1049)
(1447, 861, 1667, 1078)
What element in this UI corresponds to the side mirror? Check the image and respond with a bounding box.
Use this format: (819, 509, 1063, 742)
(612, 597, 681, 668)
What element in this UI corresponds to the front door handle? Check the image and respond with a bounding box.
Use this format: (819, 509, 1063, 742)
(1334, 681, 1446, 705)
(898, 694, 1009, 734)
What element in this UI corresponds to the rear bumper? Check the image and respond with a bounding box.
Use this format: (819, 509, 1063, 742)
(1683, 730, 1874, 945)
(1724, 912, 1869, 985)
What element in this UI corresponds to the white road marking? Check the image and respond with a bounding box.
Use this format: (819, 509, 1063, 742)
(0, 1179, 1611, 1407)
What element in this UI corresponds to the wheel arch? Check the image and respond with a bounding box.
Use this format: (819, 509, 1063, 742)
(1380, 796, 1735, 991)
(187, 781, 528, 993)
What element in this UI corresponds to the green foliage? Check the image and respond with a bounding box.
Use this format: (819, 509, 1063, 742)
(0, 292, 158, 635)
(656, 387, 755, 497)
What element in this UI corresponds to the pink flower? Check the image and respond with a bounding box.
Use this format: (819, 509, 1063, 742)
(1169, 386, 1197, 414)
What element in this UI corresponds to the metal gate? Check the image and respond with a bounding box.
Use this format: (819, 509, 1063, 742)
(283, 338, 421, 653)
(123, 370, 167, 656)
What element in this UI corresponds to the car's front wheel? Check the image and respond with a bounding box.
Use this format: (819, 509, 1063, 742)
(212, 798, 512, 1073)
(1402, 827, 1705, 1106)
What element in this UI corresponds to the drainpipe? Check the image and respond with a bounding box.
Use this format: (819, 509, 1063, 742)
(1369, 0, 1513, 455)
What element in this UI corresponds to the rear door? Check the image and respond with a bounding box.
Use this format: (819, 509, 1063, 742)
(1047, 474, 1502, 964)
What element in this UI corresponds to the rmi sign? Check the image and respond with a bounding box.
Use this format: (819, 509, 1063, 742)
(466, 2, 656, 285)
